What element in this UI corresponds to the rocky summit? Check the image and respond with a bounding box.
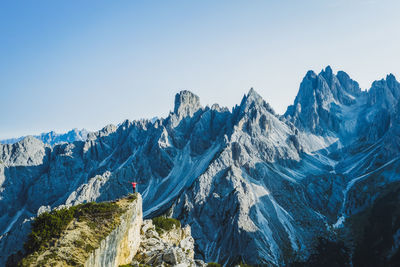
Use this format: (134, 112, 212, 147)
(1, 66, 400, 266)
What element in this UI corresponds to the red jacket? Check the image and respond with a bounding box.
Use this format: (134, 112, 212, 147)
(131, 182, 137, 188)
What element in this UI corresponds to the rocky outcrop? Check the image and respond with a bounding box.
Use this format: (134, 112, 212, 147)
(367, 74, 400, 110)
(132, 219, 205, 266)
(16, 193, 203, 267)
(18, 194, 142, 267)
(174, 90, 202, 119)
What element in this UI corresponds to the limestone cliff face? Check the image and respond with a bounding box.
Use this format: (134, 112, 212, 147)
(85, 194, 142, 267)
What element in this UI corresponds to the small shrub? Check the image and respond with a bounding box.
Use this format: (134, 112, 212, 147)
(73, 239, 84, 248)
(75, 202, 121, 222)
(24, 207, 75, 253)
(152, 216, 181, 235)
(85, 244, 94, 253)
(127, 193, 138, 202)
(66, 258, 79, 265)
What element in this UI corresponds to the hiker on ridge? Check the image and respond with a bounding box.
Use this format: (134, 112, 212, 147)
(131, 181, 138, 193)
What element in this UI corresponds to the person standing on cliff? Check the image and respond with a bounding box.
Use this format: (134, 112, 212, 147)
(131, 181, 137, 193)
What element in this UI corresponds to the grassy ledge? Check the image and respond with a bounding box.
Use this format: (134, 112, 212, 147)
(17, 193, 139, 267)
(151, 216, 181, 235)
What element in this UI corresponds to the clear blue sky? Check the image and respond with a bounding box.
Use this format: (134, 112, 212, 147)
(1, 0, 399, 139)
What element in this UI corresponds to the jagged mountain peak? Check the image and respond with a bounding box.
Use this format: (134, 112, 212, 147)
(305, 69, 317, 78)
(0, 129, 89, 146)
(386, 73, 397, 82)
(174, 90, 202, 118)
(368, 73, 400, 110)
(241, 88, 263, 105)
(336, 70, 362, 97)
(285, 66, 362, 134)
(248, 87, 258, 96)
(238, 88, 275, 116)
(319, 65, 334, 82)
(324, 65, 333, 73)
(19, 135, 43, 145)
(0, 135, 47, 167)
(386, 73, 400, 99)
(372, 73, 399, 87)
(380, 73, 400, 93)
(317, 66, 360, 98)
(88, 124, 117, 140)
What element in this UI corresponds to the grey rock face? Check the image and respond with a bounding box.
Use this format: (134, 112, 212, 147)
(336, 70, 363, 97)
(284, 66, 362, 135)
(2, 68, 400, 266)
(174, 90, 202, 119)
(367, 74, 400, 110)
(133, 219, 203, 267)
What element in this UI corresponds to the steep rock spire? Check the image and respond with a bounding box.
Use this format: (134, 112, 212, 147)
(368, 74, 400, 110)
(238, 88, 275, 115)
(174, 90, 202, 119)
(285, 66, 361, 135)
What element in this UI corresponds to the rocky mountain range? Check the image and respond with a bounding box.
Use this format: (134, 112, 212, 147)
(0, 128, 89, 146)
(1, 66, 400, 266)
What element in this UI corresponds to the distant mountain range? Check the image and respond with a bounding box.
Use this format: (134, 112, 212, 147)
(0, 129, 89, 146)
(1, 66, 400, 266)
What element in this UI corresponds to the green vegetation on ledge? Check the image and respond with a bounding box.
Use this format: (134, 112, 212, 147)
(24, 201, 122, 254)
(16, 194, 140, 267)
(152, 216, 181, 235)
(127, 193, 138, 202)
